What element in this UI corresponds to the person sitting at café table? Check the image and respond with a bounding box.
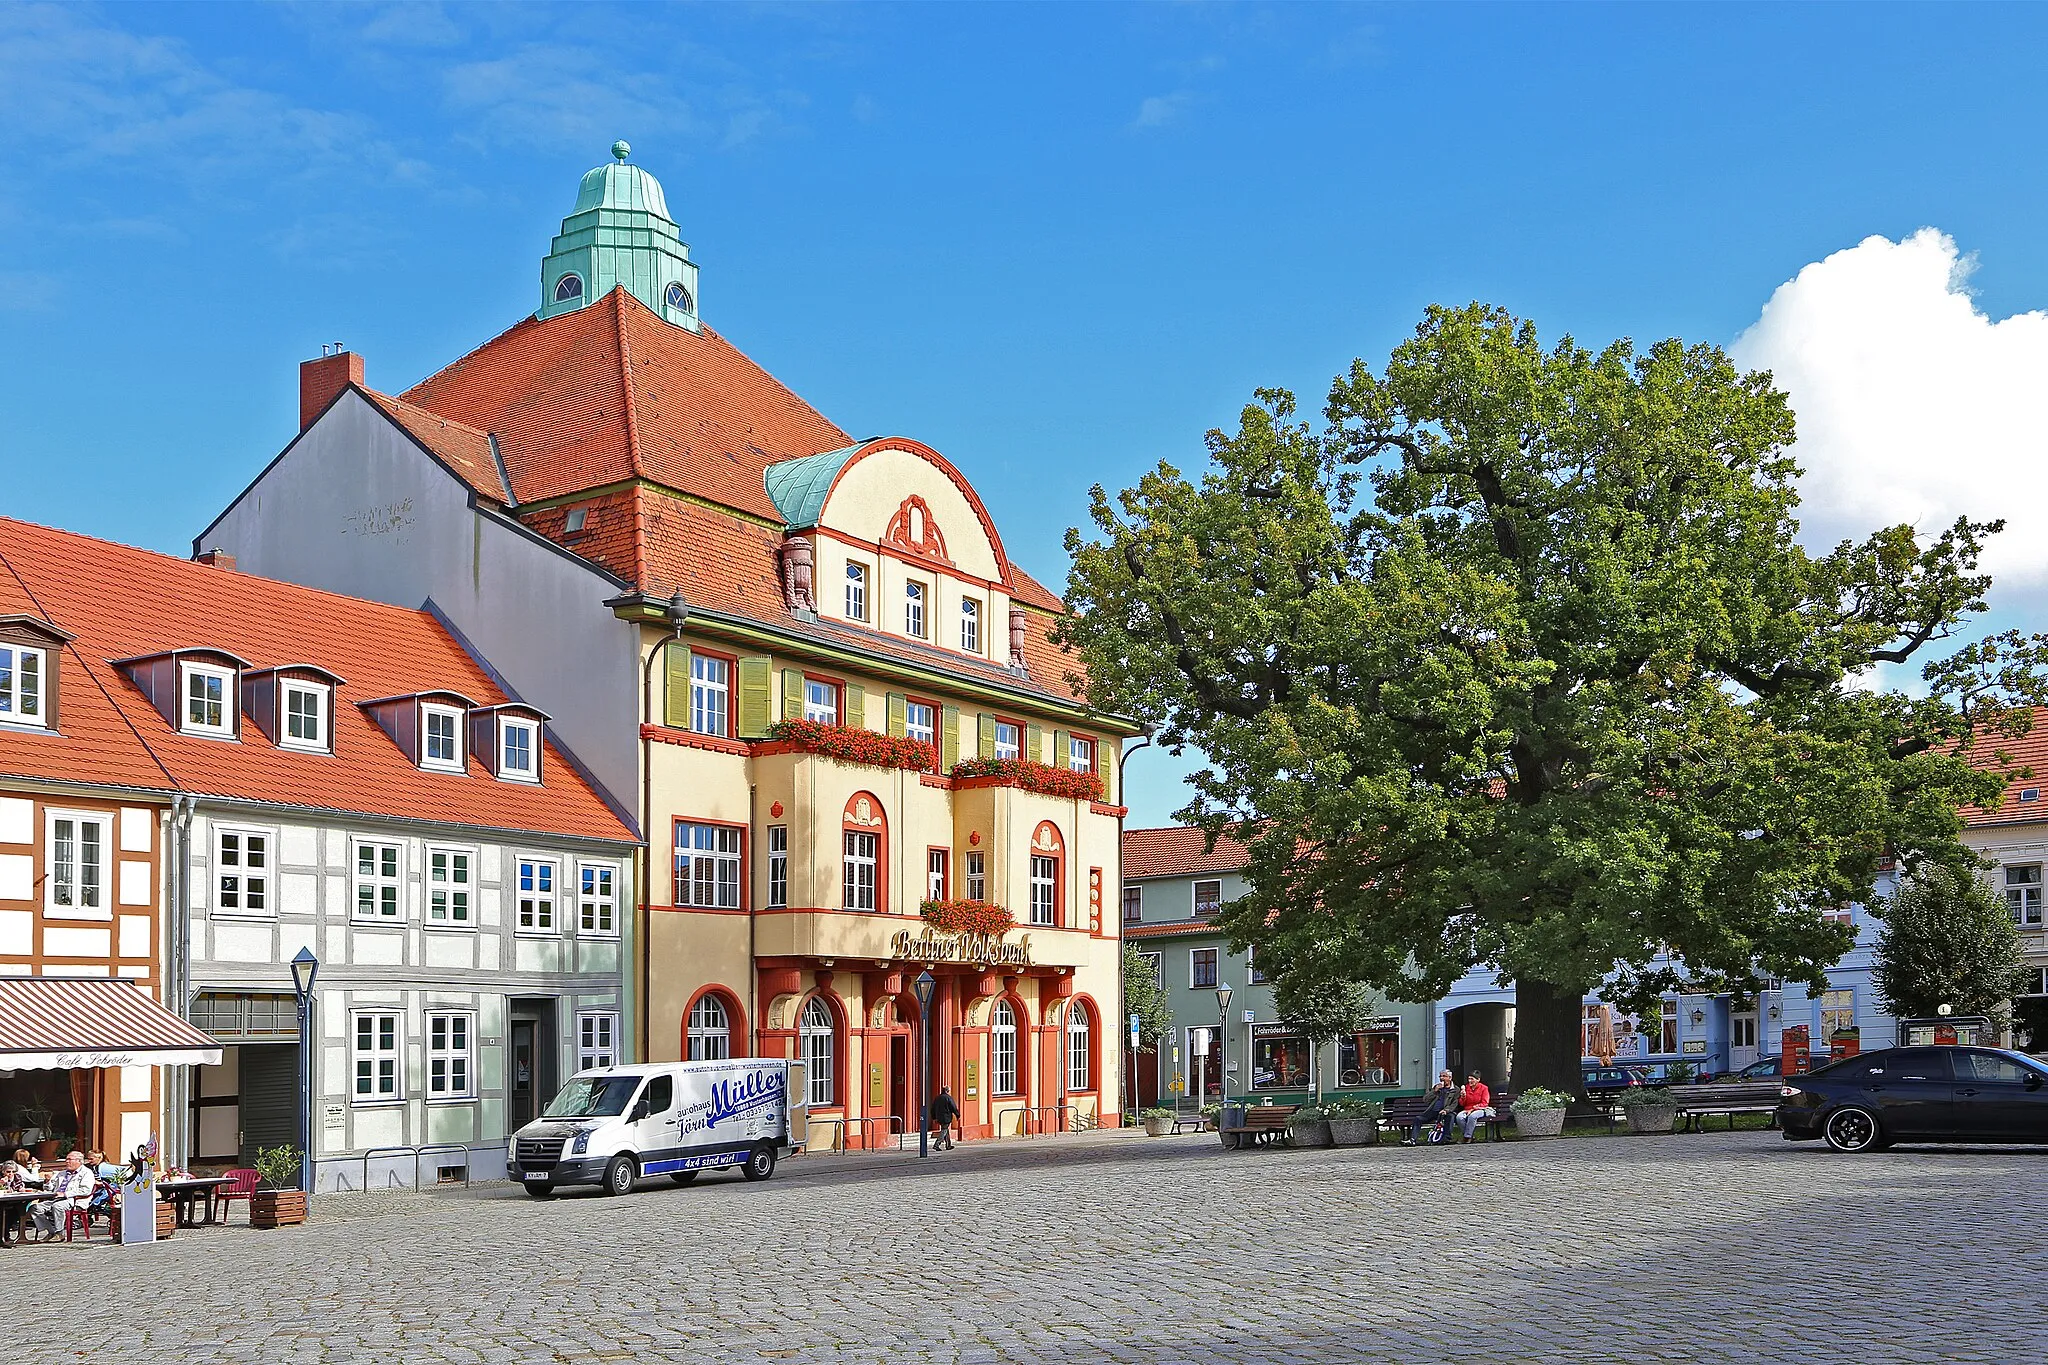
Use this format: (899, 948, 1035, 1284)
(11, 1149, 42, 1187)
(27, 1151, 95, 1242)
(1452, 1071, 1496, 1143)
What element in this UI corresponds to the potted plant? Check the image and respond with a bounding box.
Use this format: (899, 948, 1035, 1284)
(1326, 1098, 1384, 1146)
(1287, 1105, 1333, 1148)
(250, 1143, 308, 1228)
(1510, 1086, 1569, 1138)
(1139, 1107, 1175, 1137)
(1620, 1086, 1679, 1134)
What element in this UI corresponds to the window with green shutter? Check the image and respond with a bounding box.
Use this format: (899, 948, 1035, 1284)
(663, 642, 691, 729)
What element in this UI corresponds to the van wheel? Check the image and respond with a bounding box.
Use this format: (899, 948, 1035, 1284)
(602, 1154, 638, 1195)
(741, 1143, 777, 1182)
(1823, 1106, 1885, 1153)
(668, 1171, 699, 1186)
(522, 1181, 554, 1198)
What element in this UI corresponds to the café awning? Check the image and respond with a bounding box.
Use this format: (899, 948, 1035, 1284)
(0, 979, 222, 1070)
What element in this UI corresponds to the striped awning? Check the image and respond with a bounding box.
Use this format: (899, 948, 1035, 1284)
(0, 979, 223, 1070)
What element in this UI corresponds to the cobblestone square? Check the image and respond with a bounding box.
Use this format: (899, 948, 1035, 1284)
(16, 1127, 2036, 1364)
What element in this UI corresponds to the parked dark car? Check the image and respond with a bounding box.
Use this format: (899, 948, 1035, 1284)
(1777, 1046, 2048, 1152)
(1582, 1065, 1648, 1096)
(1730, 1057, 1788, 1081)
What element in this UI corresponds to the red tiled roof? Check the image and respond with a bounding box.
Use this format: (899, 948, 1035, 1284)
(1122, 825, 1252, 880)
(1963, 708, 2048, 828)
(0, 517, 634, 843)
(1124, 919, 1225, 940)
(358, 390, 508, 506)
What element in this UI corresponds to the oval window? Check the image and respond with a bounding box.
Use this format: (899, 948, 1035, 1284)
(665, 281, 694, 312)
(554, 274, 584, 303)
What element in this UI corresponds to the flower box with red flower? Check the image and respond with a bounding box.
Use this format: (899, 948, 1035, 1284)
(948, 757, 1104, 802)
(920, 899, 1016, 937)
(760, 720, 937, 772)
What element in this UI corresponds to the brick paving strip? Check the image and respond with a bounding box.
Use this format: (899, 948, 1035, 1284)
(13, 1128, 2040, 1364)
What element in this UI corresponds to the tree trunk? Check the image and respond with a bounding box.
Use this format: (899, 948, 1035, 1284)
(1509, 977, 1585, 1098)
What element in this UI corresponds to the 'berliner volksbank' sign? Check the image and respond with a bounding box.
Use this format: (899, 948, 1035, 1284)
(888, 929, 1034, 967)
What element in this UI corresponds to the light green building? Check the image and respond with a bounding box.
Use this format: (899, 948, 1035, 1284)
(1121, 827, 1431, 1108)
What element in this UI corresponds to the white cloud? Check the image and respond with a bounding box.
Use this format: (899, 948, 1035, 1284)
(1130, 92, 1194, 130)
(1730, 229, 2048, 587)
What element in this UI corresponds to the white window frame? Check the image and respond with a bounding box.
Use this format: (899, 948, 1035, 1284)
(960, 598, 981, 654)
(991, 999, 1019, 1096)
(690, 654, 730, 738)
(675, 822, 743, 909)
(516, 856, 559, 933)
(578, 860, 618, 937)
(0, 644, 47, 729)
(1191, 947, 1219, 989)
(1067, 1005, 1093, 1092)
(1659, 998, 1680, 1054)
(767, 825, 788, 908)
(1141, 950, 1165, 988)
(1819, 988, 1856, 1041)
(420, 702, 465, 773)
(351, 1010, 403, 1103)
(212, 825, 273, 919)
(1246, 942, 1266, 984)
(425, 1011, 475, 1100)
(843, 829, 879, 912)
(352, 840, 404, 922)
(424, 844, 474, 927)
(800, 998, 836, 1106)
(905, 700, 936, 750)
(688, 995, 732, 1061)
(1069, 735, 1095, 773)
(280, 680, 329, 753)
(844, 562, 867, 622)
(1029, 853, 1057, 927)
(2007, 865, 2042, 927)
(44, 810, 109, 918)
(993, 721, 1021, 761)
(576, 1011, 620, 1071)
(803, 678, 839, 725)
(904, 580, 927, 638)
(928, 847, 949, 901)
(181, 661, 236, 738)
(964, 850, 986, 902)
(498, 717, 539, 783)
(2024, 966, 2048, 998)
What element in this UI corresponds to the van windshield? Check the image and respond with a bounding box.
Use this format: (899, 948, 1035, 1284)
(542, 1076, 642, 1119)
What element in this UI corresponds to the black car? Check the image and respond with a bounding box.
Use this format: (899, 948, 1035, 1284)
(1581, 1065, 1647, 1096)
(1777, 1045, 2048, 1152)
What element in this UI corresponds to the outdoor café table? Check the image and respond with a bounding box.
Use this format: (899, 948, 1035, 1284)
(156, 1177, 235, 1228)
(0, 1191, 43, 1248)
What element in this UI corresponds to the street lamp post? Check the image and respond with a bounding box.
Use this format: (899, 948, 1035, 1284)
(1216, 983, 1233, 1108)
(289, 946, 320, 1197)
(914, 970, 937, 1158)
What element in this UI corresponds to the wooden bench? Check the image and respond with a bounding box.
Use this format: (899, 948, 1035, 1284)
(1219, 1104, 1299, 1148)
(1667, 1081, 1781, 1131)
(1170, 1097, 1207, 1134)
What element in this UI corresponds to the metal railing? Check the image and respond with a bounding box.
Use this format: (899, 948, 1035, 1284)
(350, 1144, 474, 1192)
(999, 1104, 1080, 1137)
(809, 1115, 907, 1152)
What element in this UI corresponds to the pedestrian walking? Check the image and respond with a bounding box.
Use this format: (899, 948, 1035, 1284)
(928, 1085, 960, 1150)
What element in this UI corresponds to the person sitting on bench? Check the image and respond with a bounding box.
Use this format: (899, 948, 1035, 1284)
(1452, 1071, 1495, 1143)
(1402, 1071, 1460, 1146)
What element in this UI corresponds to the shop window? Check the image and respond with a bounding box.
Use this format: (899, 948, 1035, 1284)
(767, 826, 788, 908)
(1123, 886, 1142, 923)
(991, 999, 1020, 1095)
(1820, 989, 1857, 1042)
(1193, 880, 1222, 917)
(577, 1011, 619, 1070)
(1067, 1003, 1093, 1091)
(353, 841, 402, 921)
(214, 827, 270, 916)
(2008, 865, 2042, 926)
(675, 822, 743, 908)
(352, 1012, 402, 1101)
(691, 654, 730, 738)
(1336, 1024, 1400, 1088)
(517, 857, 558, 932)
(1191, 947, 1219, 989)
(427, 1012, 474, 1098)
(425, 846, 472, 925)
(578, 861, 617, 936)
(688, 995, 732, 1061)
(1251, 1029, 1310, 1090)
(800, 998, 836, 1106)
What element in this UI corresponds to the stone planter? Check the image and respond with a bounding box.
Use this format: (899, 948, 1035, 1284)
(1141, 1115, 1172, 1137)
(1511, 1105, 1567, 1138)
(1327, 1117, 1379, 1147)
(1624, 1104, 1678, 1135)
(1287, 1118, 1333, 1148)
(251, 1189, 308, 1229)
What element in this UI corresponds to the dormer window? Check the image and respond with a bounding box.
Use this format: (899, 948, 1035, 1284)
(0, 644, 46, 728)
(182, 661, 236, 737)
(500, 717, 539, 782)
(281, 681, 330, 752)
(421, 703, 465, 772)
(665, 281, 694, 313)
(554, 273, 584, 303)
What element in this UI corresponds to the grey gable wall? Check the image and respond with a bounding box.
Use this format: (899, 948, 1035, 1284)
(198, 391, 641, 814)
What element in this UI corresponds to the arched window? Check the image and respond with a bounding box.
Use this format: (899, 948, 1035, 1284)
(843, 793, 885, 912)
(554, 273, 584, 303)
(687, 994, 730, 1060)
(665, 280, 694, 313)
(1067, 1002, 1093, 1092)
(991, 999, 1019, 1096)
(800, 998, 836, 1106)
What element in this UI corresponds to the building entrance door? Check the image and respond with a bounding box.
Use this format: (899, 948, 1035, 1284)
(1730, 1012, 1760, 1071)
(889, 1034, 909, 1136)
(1189, 1027, 1222, 1102)
(510, 1020, 538, 1130)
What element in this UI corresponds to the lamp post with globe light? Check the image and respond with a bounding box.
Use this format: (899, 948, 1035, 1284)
(1216, 983, 1233, 1108)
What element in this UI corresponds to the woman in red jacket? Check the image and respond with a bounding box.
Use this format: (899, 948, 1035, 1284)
(1453, 1072, 1494, 1143)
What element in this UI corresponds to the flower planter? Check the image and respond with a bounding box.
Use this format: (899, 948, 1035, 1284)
(251, 1189, 308, 1229)
(1141, 1115, 1172, 1137)
(1624, 1104, 1679, 1135)
(1287, 1119, 1333, 1148)
(1511, 1105, 1567, 1138)
(1328, 1117, 1379, 1147)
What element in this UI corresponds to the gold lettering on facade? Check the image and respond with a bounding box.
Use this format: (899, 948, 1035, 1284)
(888, 928, 1034, 967)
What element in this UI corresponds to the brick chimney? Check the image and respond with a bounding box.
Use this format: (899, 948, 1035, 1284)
(300, 349, 365, 430)
(193, 548, 236, 571)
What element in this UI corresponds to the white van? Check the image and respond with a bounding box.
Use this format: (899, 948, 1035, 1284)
(507, 1058, 805, 1197)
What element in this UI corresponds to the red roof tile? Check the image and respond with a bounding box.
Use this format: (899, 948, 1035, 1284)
(0, 517, 633, 843)
(358, 390, 508, 506)
(1122, 825, 1252, 881)
(1963, 708, 2048, 828)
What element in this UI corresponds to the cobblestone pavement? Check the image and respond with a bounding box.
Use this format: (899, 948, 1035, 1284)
(14, 1127, 2041, 1364)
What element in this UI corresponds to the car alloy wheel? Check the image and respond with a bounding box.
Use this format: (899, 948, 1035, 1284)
(602, 1154, 637, 1195)
(741, 1143, 777, 1182)
(1824, 1106, 1880, 1153)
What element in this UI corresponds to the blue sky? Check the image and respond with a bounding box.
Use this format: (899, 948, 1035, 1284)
(5, 2, 2048, 824)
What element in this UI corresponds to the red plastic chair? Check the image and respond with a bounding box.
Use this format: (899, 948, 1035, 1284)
(217, 1168, 261, 1225)
(62, 1198, 93, 1242)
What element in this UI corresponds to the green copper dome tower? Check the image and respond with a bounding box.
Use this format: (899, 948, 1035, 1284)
(538, 140, 701, 332)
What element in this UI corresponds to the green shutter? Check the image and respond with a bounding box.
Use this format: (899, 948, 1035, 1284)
(845, 682, 866, 729)
(737, 656, 774, 738)
(978, 712, 996, 759)
(663, 642, 692, 729)
(886, 692, 907, 737)
(1026, 723, 1044, 764)
(1100, 738, 1116, 803)
(1052, 728, 1069, 770)
(942, 705, 961, 770)
(781, 668, 804, 722)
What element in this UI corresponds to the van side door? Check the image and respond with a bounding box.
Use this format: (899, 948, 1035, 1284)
(634, 1074, 676, 1164)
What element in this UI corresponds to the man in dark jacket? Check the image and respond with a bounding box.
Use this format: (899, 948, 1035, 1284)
(1402, 1071, 1459, 1146)
(928, 1086, 960, 1150)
